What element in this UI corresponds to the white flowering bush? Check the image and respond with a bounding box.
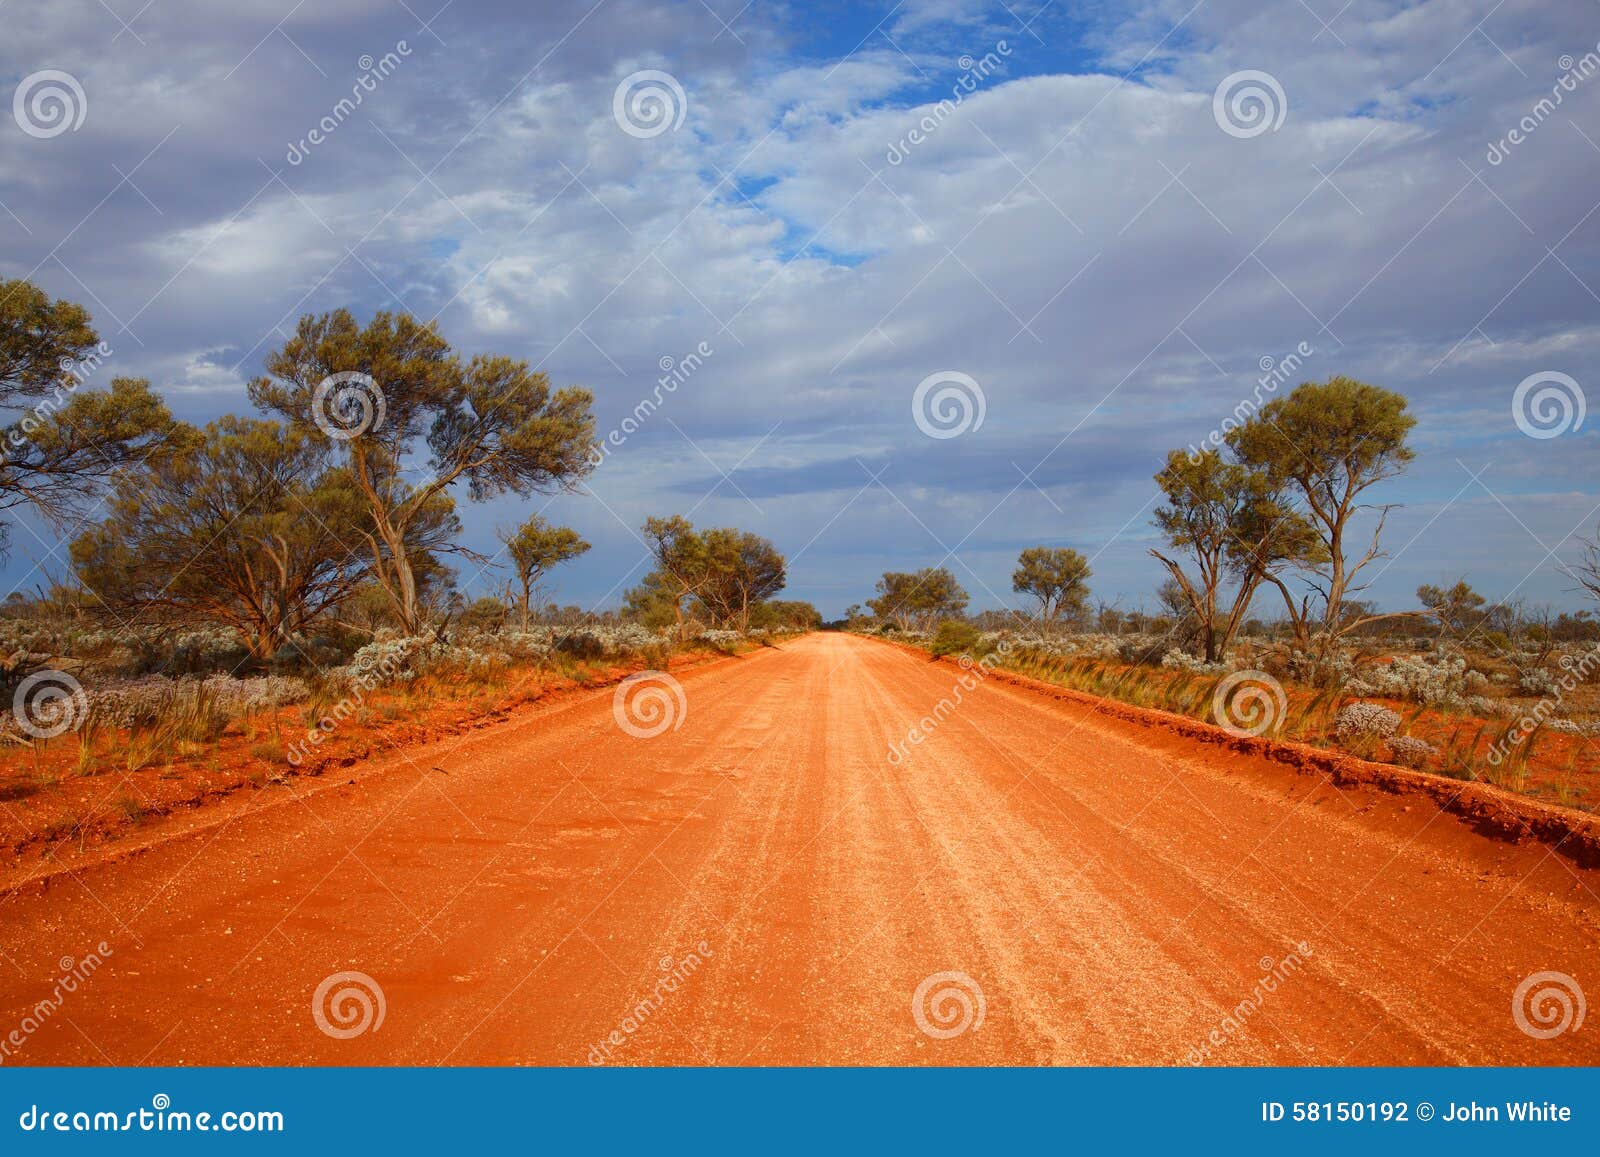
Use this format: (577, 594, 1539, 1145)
(342, 635, 431, 686)
(1516, 667, 1560, 697)
(1345, 654, 1479, 705)
(5, 673, 313, 735)
(989, 632, 1124, 660)
(1286, 648, 1355, 686)
(494, 631, 553, 663)
(1334, 702, 1402, 741)
(1160, 650, 1231, 675)
(1458, 694, 1517, 717)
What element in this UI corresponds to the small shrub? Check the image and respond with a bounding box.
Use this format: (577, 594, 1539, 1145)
(1386, 735, 1437, 769)
(1334, 702, 1401, 742)
(1346, 653, 1472, 705)
(556, 631, 607, 661)
(1516, 667, 1560, 696)
(929, 620, 981, 659)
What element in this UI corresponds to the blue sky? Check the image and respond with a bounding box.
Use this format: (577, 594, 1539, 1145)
(1, 0, 1598, 619)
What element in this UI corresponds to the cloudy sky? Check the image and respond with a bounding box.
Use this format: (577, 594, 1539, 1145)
(2, 0, 1597, 619)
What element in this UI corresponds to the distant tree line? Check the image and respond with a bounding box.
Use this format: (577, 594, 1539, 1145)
(849, 377, 1600, 653)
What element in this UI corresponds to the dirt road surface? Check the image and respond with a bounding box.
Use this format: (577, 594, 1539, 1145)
(3, 633, 1597, 1065)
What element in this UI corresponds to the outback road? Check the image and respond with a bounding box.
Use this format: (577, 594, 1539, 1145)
(3, 632, 1598, 1065)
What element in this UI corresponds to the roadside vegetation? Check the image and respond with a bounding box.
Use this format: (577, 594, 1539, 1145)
(3, 278, 1595, 844)
(0, 281, 817, 858)
(849, 379, 1600, 810)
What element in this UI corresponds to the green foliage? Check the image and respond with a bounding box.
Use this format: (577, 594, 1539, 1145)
(72, 416, 376, 659)
(867, 568, 968, 631)
(929, 619, 981, 658)
(748, 599, 822, 631)
(1151, 447, 1317, 662)
(634, 516, 787, 634)
(1011, 546, 1092, 628)
(1417, 579, 1488, 635)
(0, 280, 183, 549)
(249, 309, 596, 633)
(696, 527, 786, 628)
(1225, 377, 1418, 648)
(499, 515, 590, 625)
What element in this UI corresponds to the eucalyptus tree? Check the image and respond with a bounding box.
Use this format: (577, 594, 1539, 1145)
(249, 309, 595, 634)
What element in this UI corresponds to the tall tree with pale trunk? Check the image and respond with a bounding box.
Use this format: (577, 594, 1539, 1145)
(249, 309, 595, 635)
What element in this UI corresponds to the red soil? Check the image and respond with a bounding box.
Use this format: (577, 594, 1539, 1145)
(1, 633, 1597, 1065)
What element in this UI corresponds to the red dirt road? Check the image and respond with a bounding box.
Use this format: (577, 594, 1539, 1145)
(3, 632, 1598, 1065)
